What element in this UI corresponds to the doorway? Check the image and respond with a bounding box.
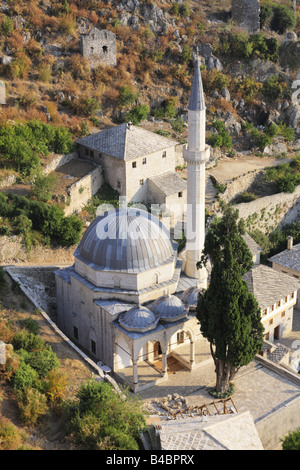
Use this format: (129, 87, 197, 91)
(274, 325, 280, 340)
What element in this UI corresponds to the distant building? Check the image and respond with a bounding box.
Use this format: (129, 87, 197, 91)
(80, 27, 116, 68)
(243, 264, 299, 342)
(231, 0, 261, 34)
(268, 237, 300, 308)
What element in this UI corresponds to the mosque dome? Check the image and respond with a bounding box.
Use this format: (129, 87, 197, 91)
(181, 285, 202, 309)
(151, 294, 188, 322)
(119, 304, 159, 333)
(77, 208, 175, 272)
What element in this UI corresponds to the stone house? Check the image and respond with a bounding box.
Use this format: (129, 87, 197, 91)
(243, 264, 299, 342)
(80, 27, 117, 67)
(76, 122, 186, 221)
(268, 237, 300, 308)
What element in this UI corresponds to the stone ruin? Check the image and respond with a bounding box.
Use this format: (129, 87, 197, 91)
(231, 0, 261, 34)
(80, 26, 117, 68)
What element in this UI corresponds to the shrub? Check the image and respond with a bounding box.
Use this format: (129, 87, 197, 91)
(43, 369, 68, 403)
(0, 416, 27, 450)
(125, 104, 150, 125)
(21, 318, 39, 335)
(25, 346, 60, 379)
(270, 5, 296, 34)
(12, 330, 45, 352)
(65, 379, 146, 450)
(208, 120, 233, 149)
(17, 387, 48, 425)
(118, 86, 138, 108)
(12, 361, 40, 392)
(281, 429, 300, 450)
(31, 173, 57, 203)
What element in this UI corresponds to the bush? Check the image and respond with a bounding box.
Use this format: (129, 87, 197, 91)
(17, 387, 48, 425)
(270, 5, 296, 34)
(43, 369, 68, 403)
(12, 330, 45, 352)
(208, 120, 233, 149)
(281, 429, 300, 450)
(12, 361, 40, 392)
(0, 416, 27, 450)
(65, 379, 146, 450)
(125, 104, 150, 125)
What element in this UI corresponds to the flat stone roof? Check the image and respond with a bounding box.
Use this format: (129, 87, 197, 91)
(243, 264, 300, 310)
(76, 123, 177, 161)
(269, 242, 300, 273)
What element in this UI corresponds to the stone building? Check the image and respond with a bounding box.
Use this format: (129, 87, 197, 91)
(80, 27, 117, 67)
(243, 264, 299, 341)
(231, 0, 261, 34)
(76, 122, 187, 223)
(269, 237, 300, 308)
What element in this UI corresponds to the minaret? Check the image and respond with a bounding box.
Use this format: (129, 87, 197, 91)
(183, 56, 210, 287)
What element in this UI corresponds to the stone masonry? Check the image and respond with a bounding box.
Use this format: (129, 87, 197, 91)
(231, 0, 261, 34)
(80, 27, 117, 68)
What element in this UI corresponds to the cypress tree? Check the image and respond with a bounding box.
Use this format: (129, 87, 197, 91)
(196, 206, 264, 394)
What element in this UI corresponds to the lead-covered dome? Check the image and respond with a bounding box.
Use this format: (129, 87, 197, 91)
(119, 304, 159, 332)
(151, 294, 188, 322)
(77, 208, 175, 272)
(181, 285, 202, 309)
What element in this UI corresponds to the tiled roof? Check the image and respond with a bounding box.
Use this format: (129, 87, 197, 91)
(242, 233, 262, 256)
(243, 264, 300, 310)
(149, 171, 187, 196)
(76, 123, 177, 161)
(269, 242, 300, 273)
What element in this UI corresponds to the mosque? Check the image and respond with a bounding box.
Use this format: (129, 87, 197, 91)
(55, 57, 212, 392)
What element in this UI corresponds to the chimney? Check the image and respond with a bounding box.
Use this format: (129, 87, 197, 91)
(287, 236, 293, 250)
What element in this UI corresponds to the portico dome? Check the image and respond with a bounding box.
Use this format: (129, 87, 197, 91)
(119, 304, 159, 332)
(151, 294, 188, 322)
(77, 208, 175, 272)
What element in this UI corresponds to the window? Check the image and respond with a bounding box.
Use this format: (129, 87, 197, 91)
(117, 181, 121, 189)
(139, 179, 144, 186)
(90, 150, 94, 158)
(162, 151, 167, 158)
(85, 147, 89, 156)
(265, 332, 270, 341)
(132, 161, 136, 168)
(178, 191, 183, 198)
(102, 45, 108, 53)
(269, 319, 273, 326)
(142, 158, 147, 165)
(91, 46, 94, 54)
(281, 311, 286, 318)
(263, 309, 267, 316)
(73, 326, 78, 340)
(91, 340, 96, 355)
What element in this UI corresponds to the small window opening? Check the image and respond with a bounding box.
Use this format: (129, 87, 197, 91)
(102, 45, 108, 53)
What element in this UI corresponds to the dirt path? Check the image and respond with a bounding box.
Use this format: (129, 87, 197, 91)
(208, 154, 291, 184)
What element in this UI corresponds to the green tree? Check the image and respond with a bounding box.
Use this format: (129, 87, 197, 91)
(196, 206, 264, 394)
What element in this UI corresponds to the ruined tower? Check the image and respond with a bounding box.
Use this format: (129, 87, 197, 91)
(231, 0, 261, 34)
(183, 57, 210, 287)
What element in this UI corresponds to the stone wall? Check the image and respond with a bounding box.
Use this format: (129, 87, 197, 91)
(254, 355, 300, 450)
(42, 152, 77, 175)
(234, 185, 300, 234)
(232, 0, 260, 34)
(64, 164, 103, 215)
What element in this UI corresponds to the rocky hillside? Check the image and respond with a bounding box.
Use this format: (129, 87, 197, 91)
(0, 0, 298, 156)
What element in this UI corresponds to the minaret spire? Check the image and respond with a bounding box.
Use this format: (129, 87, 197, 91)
(183, 55, 210, 287)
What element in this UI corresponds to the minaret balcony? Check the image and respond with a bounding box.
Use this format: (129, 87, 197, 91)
(183, 144, 210, 164)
